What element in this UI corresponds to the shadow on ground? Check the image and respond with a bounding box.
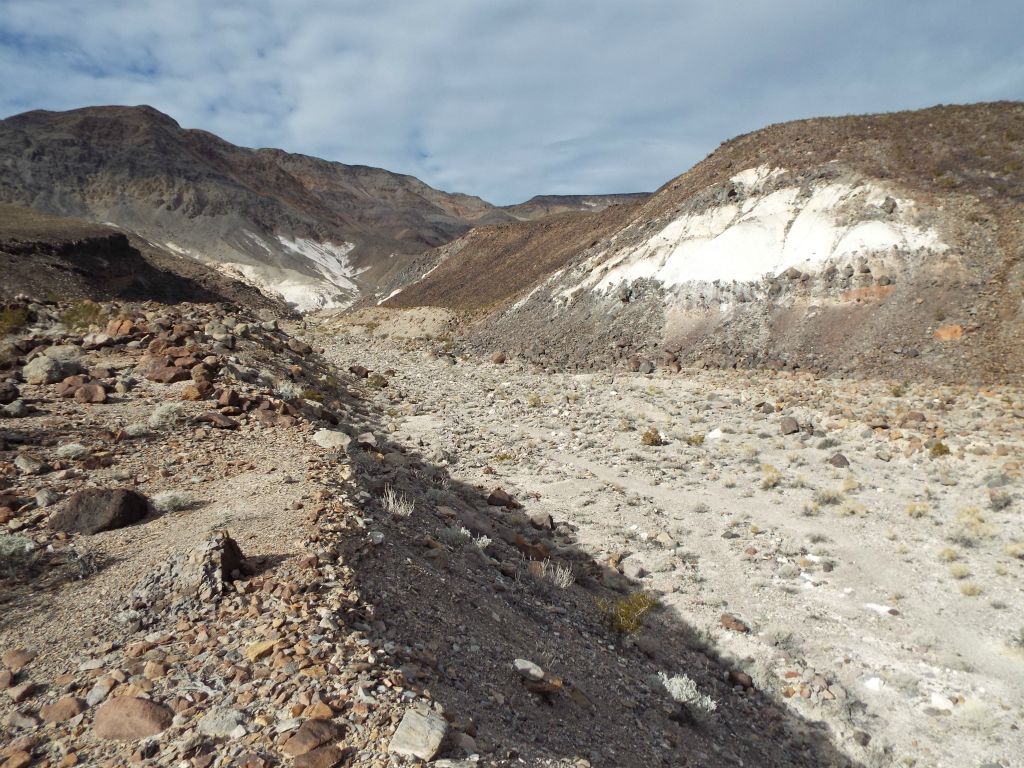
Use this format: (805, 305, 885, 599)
(316, 383, 865, 768)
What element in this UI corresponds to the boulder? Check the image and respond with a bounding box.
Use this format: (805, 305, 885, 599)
(282, 719, 346, 757)
(73, 383, 107, 404)
(780, 416, 800, 435)
(313, 430, 351, 451)
(23, 356, 64, 385)
(40, 696, 86, 723)
(0, 382, 19, 404)
(490, 350, 507, 364)
(49, 488, 149, 535)
(93, 697, 173, 741)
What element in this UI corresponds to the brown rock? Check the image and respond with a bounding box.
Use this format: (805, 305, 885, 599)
(49, 488, 149, 535)
(720, 613, 750, 633)
(93, 697, 173, 741)
(41, 696, 86, 723)
(933, 324, 964, 341)
(73, 383, 107, 404)
(0, 670, 11, 689)
(490, 351, 506, 364)
(2, 751, 32, 768)
(282, 719, 346, 757)
(197, 411, 240, 429)
(293, 746, 345, 768)
(487, 488, 521, 508)
(728, 670, 754, 689)
(56, 375, 90, 397)
(145, 366, 191, 384)
(2, 649, 35, 673)
(217, 388, 241, 408)
(105, 318, 134, 337)
(6, 682, 36, 703)
(348, 365, 369, 379)
(779, 417, 800, 435)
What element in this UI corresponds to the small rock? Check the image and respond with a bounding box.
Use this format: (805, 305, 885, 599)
(73, 383, 107, 404)
(388, 708, 449, 761)
(2, 649, 35, 673)
(827, 453, 850, 468)
(780, 417, 800, 435)
(513, 659, 545, 681)
(282, 719, 345, 757)
(487, 488, 520, 508)
(198, 708, 248, 738)
(313, 430, 351, 451)
(720, 613, 750, 633)
(490, 351, 506, 364)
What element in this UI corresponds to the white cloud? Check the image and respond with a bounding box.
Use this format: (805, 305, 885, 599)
(1, 0, 1021, 203)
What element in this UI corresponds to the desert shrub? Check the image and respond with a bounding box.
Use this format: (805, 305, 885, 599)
(906, 501, 930, 519)
(0, 306, 30, 336)
(686, 433, 705, 447)
(948, 508, 995, 547)
(437, 525, 471, 548)
(526, 393, 541, 408)
(60, 300, 106, 330)
(597, 591, 657, 634)
(658, 672, 718, 719)
(959, 582, 983, 596)
(814, 487, 844, 506)
(382, 485, 414, 518)
(535, 559, 575, 590)
(152, 491, 194, 513)
(930, 441, 951, 458)
(760, 464, 782, 490)
(641, 428, 662, 446)
(366, 373, 388, 388)
(301, 388, 323, 402)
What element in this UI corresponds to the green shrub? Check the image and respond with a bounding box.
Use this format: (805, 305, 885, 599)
(930, 441, 951, 458)
(0, 306, 30, 336)
(597, 591, 657, 634)
(60, 300, 107, 330)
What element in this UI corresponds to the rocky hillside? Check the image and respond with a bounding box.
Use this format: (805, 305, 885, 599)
(0, 106, 515, 311)
(0, 204, 282, 310)
(501, 193, 649, 221)
(386, 102, 1024, 385)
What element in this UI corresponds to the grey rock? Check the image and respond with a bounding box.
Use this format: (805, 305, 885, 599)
(388, 708, 449, 761)
(312, 430, 351, 451)
(513, 658, 545, 681)
(2, 399, 29, 418)
(14, 452, 47, 475)
(49, 488, 149, 535)
(23, 356, 64, 385)
(197, 708, 248, 738)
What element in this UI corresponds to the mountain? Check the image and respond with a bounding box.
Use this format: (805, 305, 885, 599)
(501, 193, 649, 221)
(384, 102, 1024, 384)
(0, 105, 514, 311)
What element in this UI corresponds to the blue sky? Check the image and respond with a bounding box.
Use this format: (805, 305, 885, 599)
(1, 0, 1022, 204)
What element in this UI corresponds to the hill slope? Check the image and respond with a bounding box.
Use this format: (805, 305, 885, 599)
(387, 102, 1024, 384)
(0, 105, 513, 310)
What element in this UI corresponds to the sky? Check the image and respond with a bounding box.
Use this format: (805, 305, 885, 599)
(1, 1, 1022, 205)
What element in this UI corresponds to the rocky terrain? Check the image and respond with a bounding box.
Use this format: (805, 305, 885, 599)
(385, 102, 1024, 385)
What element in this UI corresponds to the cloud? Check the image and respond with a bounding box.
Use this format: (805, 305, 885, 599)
(1, 0, 1021, 203)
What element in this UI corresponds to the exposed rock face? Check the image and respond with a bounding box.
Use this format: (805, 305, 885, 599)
(48, 488, 149, 534)
(387, 103, 1024, 384)
(0, 105, 513, 311)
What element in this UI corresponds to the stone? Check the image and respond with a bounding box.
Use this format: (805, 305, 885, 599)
(933, 324, 964, 341)
(0, 670, 10, 689)
(288, 338, 313, 355)
(490, 351, 506, 364)
(93, 697, 173, 740)
(388, 708, 448, 761)
(2, 400, 29, 418)
(2, 649, 35, 672)
(312, 430, 351, 451)
(282, 719, 345, 757)
(638, 360, 655, 375)
(621, 557, 648, 580)
(0, 382, 20, 404)
(49, 488, 149, 535)
(348, 365, 370, 379)
(41, 696, 86, 723)
(244, 639, 276, 662)
(728, 670, 754, 689)
(23, 356, 64, 385)
(2, 751, 32, 768)
(827, 453, 850, 468)
(720, 613, 750, 633)
(529, 511, 554, 530)
(487, 488, 521, 508)
(6, 682, 35, 703)
(780, 417, 800, 435)
(14, 453, 47, 475)
(73, 383, 107, 404)
(198, 708, 248, 738)
(85, 676, 117, 706)
(197, 411, 240, 429)
(293, 747, 346, 768)
(145, 366, 191, 384)
(513, 658, 545, 681)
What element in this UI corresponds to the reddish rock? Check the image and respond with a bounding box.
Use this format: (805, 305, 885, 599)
(93, 697, 173, 741)
(56, 375, 90, 397)
(2, 751, 32, 768)
(73, 383, 107, 404)
(217, 388, 241, 408)
(2, 649, 35, 673)
(490, 351, 507, 364)
(41, 696, 86, 723)
(487, 488, 521, 509)
(145, 366, 191, 384)
(720, 613, 750, 633)
(282, 719, 345, 756)
(197, 411, 240, 430)
(105, 318, 134, 337)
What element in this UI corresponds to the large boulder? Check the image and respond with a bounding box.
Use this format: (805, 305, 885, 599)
(49, 488, 149, 534)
